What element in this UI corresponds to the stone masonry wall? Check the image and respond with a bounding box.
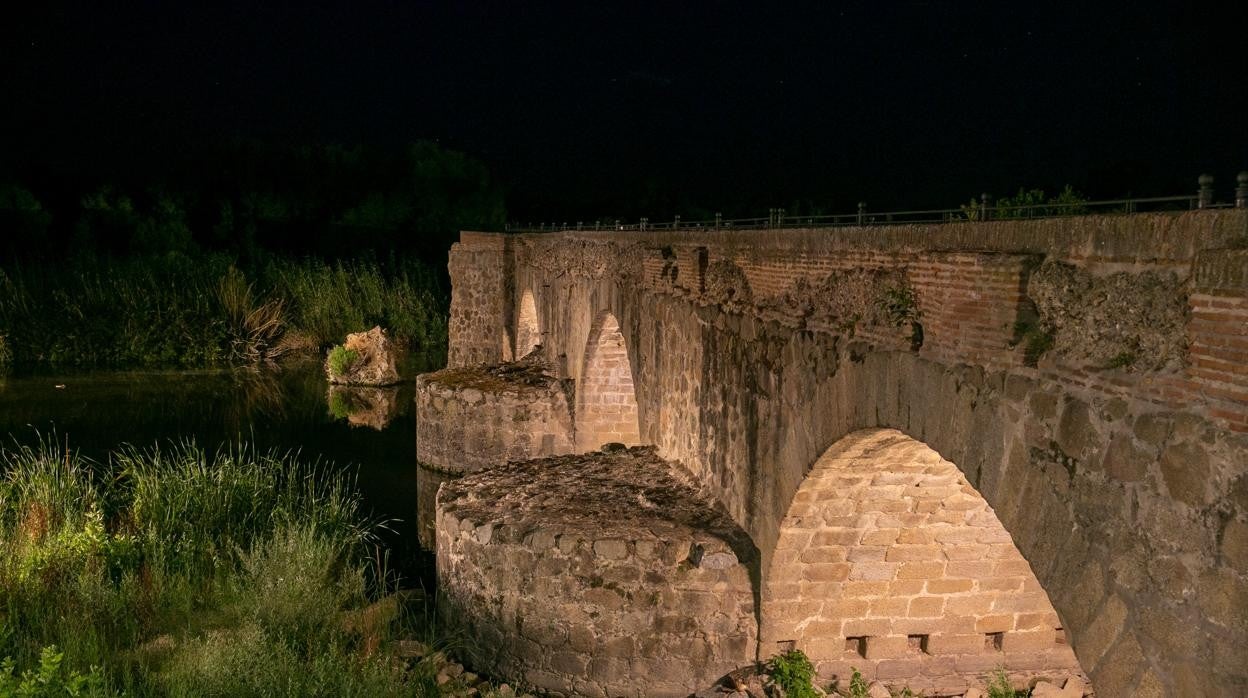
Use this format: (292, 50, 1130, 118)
(434, 210, 1248, 696)
(415, 358, 574, 474)
(437, 448, 757, 698)
(447, 233, 509, 367)
(764, 429, 1084, 693)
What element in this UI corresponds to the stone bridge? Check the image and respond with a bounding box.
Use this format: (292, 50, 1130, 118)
(417, 211, 1248, 697)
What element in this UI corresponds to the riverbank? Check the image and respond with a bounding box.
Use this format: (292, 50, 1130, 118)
(0, 437, 519, 697)
(0, 253, 447, 369)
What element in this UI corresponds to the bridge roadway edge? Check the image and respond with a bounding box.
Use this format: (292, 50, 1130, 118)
(426, 211, 1248, 697)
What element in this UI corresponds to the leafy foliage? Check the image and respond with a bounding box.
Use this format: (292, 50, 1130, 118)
(0, 646, 109, 697)
(846, 667, 870, 698)
(767, 649, 819, 698)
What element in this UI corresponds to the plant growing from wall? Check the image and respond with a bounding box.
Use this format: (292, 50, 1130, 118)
(1104, 350, 1138, 370)
(846, 667, 870, 698)
(767, 649, 819, 698)
(327, 345, 359, 377)
(986, 668, 1025, 698)
(1011, 317, 1055, 367)
(880, 285, 917, 326)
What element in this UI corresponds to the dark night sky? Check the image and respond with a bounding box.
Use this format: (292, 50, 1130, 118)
(5, 1, 1247, 220)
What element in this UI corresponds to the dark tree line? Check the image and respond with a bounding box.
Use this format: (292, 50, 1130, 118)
(0, 140, 506, 265)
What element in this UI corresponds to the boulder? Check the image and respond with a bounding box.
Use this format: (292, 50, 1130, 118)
(326, 326, 399, 386)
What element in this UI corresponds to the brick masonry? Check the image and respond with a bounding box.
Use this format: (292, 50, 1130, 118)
(428, 210, 1248, 697)
(576, 312, 642, 451)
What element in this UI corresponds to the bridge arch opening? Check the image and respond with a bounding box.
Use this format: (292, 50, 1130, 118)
(575, 311, 641, 452)
(515, 290, 540, 359)
(762, 428, 1087, 694)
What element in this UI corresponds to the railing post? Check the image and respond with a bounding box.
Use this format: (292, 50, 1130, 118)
(856, 201, 866, 225)
(1236, 172, 1248, 209)
(1198, 174, 1215, 209)
(715, 212, 722, 230)
(777, 208, 785, 227)
(640, 217, 648, 231)
(981, 193, 993, 221)
(674, 215, 681, 229)
(576, 221, 583, 231)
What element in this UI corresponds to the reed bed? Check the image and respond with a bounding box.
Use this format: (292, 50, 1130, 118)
(0, 254, 447, 369)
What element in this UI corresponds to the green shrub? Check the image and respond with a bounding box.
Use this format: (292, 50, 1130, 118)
(768, 649, 818, 698)
(847, 667, 870, 698)
(0, 645, 110, 697)
(327, 346, 359, 378)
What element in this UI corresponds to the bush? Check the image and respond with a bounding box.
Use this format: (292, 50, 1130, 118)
(0, 646, 111, 697)
(327, 346, 359, 378)
(768, 649, 818, 698)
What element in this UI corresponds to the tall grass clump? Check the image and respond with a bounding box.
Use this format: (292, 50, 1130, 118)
(0, 253, 447, 368)
(0, 435, 428, 696)
(267, 256, 447, 350)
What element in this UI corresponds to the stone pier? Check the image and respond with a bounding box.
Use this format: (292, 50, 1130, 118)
(421, 212, 1248, 697)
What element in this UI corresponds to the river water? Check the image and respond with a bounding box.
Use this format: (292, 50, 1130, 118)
(0, 353, 444, 590)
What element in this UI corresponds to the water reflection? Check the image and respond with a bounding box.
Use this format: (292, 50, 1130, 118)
(328, 385, 401, 431)
(0, 353, 442, 589)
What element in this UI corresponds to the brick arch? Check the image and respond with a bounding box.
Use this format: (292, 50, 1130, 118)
(762, 428, 1086, 694)
(516, 289, 541, 358)
(575, 311, 641, 452)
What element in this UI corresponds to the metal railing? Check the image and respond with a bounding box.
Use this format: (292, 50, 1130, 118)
(506, 172, 1248, 233)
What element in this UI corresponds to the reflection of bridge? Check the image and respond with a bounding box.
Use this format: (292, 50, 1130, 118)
(418, 210, 1248, 697)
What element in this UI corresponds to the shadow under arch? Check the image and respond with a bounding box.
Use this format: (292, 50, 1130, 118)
(761, 428, 1087, 693)
(575, 310, 642, 452)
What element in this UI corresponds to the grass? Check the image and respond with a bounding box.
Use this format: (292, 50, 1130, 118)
(0, 435, 447, 696)
(987, 668, 1025, 698)
(328, 346, 360, 378)
(0, 254, 447, 368)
